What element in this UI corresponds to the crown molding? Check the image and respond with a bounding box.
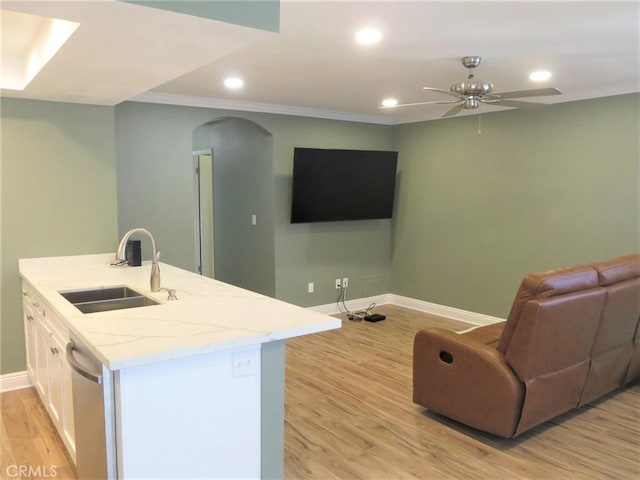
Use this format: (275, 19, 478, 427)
(129, 92, 398, 125)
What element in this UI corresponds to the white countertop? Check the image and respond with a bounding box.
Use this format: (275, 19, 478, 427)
(19, 254, 341, 370)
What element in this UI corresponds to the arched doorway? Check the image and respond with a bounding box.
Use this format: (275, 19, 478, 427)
(192, 117, 276, 297)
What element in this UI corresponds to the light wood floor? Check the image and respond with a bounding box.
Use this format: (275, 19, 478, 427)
(1, 305, 638, 479)
(1, 386, 75, 479)
(284, 305, 640, 480)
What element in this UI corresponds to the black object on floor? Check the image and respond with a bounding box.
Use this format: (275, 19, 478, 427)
(364, 313, 386, 322)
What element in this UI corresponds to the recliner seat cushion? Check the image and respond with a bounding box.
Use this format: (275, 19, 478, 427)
(462, 322, 504, 348)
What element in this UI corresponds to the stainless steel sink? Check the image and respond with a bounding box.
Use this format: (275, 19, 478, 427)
(59, 286, 159, 314)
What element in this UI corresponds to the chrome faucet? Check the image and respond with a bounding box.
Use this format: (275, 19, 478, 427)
(116, 228, 161, 292)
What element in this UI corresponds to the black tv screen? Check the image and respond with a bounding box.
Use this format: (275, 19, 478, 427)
(290, 147, 398, 223)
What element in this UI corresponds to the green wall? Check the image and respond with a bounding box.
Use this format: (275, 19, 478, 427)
(120, 0, 280, 32)
(2, 93, 638, 375)
(273, 117, 395, 306)
(390, 93, 640, 318)
(114, 101, 394, 307)
(0, 98, 118, 375)
(261, 340, 285, 480)
(193, 118, 276, 297)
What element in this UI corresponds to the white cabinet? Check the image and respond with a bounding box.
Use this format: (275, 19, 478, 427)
(48, 316, 75, 453)
(22, 283, 76, 462)
(46, 332, 64, 426)
(22, 300, 37, 381)
(33, 316, 49, 400)
(23, 290, 49, 399)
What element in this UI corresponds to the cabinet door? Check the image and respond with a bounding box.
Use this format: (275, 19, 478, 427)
(45, 308, 76, 457)
(47, 333, 64, 427)
(48, 329, 76, 460)
(34, 316, 49, 400)
(23, 300, 37, 380)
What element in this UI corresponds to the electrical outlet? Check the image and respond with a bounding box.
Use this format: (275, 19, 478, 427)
(335, 278, 342, 289)
(342, 277, 349, 288)
(232, 350, 258, 378)
(308, 282, 314, 293)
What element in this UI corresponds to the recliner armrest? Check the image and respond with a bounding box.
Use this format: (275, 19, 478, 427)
(413, 328, 524, 438)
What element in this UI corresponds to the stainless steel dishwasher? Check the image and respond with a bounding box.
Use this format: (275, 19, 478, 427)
(66, 335, 117, 479)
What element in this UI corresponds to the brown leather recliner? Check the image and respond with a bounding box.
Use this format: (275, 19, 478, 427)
(413, 254, 640, 438)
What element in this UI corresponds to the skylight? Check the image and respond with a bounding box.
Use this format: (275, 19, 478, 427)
(1, 10, 79, 91)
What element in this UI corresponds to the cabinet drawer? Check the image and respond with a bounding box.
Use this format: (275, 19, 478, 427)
(23, 286, 45, 317)
(45, 307, 70, 346)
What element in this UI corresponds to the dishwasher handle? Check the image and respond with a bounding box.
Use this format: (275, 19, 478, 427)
(66, 341, 103, 384)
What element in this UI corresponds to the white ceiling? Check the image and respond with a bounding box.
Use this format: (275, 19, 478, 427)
(1, 0, 638, 124)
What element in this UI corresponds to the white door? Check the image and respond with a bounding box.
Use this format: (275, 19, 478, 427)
(193, 150, 215, 278)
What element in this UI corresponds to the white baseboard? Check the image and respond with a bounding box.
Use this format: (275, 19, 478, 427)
(309, 294, 391, 315)
(389, 294, 504, 326)
(309, 293, 504, 326)
(0, 370, 32, 393)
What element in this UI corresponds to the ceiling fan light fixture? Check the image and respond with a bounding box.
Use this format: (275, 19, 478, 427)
(463, 98, 480, 110)
(529, 70, 552, 82)
(450, 79, 493, 96)
(355, 28, 382, 45)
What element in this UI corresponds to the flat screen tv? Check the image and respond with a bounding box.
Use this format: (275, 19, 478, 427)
(290, 147, 398, 223)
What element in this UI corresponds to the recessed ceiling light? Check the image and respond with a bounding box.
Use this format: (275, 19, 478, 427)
(355, 28, 382, 45)
(529, 70, 552, 82)
(224, 77, 244, 89)
(381, 98, 398, 107)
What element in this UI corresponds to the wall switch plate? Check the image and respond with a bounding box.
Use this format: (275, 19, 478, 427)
(251, 214, 257, 225)
(308, 282, 314, 293)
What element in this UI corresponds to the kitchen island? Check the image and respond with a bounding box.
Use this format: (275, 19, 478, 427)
(19, 254, 340, 479)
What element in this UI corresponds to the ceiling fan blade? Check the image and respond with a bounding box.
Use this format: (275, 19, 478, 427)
(492, 87, 562, 99)
(441, 104, 464, 118)
(379, 99, 460, 109)
(495, 99, 549, 109)
(422, 87, 465, 99)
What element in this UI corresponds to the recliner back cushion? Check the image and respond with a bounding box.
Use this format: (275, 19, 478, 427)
(590, 254, 640, 388)
(505, 288, 605, 381)
(590, 278, 640, 356)
(497, 265, 599, 354)
(592, 254, 640, 286)
(578, 278, 640, 404)
(626, 318, 640, 383)
(505, 288, 606, 434)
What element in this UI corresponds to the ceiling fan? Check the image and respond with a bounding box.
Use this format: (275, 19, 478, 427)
(383, 56, 562, 117)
